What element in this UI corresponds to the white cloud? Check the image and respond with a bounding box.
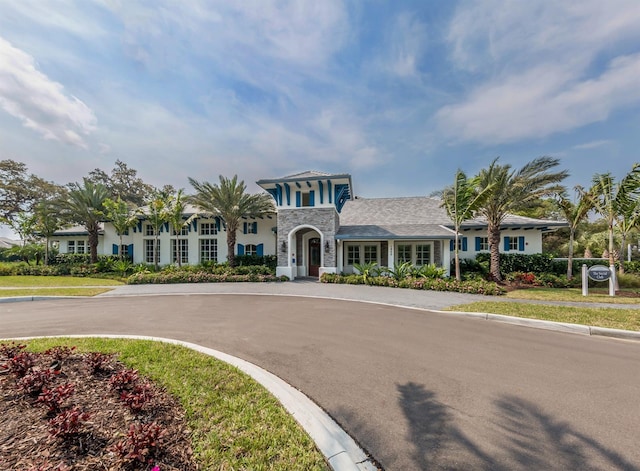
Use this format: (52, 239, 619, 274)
(386, 12, 427, 78)
(436, 53, 640, 143)
(572, 140, 612, 150)
(0, 37, 97, 148)
(437, 1, 640, 144)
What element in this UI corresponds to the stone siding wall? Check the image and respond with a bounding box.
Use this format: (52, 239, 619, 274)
(277, 208, 339, 267)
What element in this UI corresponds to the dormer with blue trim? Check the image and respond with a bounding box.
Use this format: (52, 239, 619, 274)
(256, 170, 353, 213)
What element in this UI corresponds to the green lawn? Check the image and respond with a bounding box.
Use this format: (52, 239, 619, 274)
(20, 338, 329, 470)
(506, 287, 640, 304)
(0, 287, 113, 297)
(0, 276, 123, 287)
(0, 276, 122, 297)
(447, 302, 640, 331)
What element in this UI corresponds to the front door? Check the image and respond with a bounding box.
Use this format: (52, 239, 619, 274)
(309, 238, 321, 277)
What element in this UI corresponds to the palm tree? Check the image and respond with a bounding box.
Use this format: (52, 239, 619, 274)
(165, 189, 196, 268)
(59, 179, 110, 263)
(555, 187, 594, 279)
(33, 201, 66, 265)
(144, 193, 171, 271)
(616, 198, 640, 270)
(475, 157, 568, 281)
(587, 164, 640, 276)
(103, 197, 140, 261)
(188, 175, 274, 267)
(441, 169, 494, 281)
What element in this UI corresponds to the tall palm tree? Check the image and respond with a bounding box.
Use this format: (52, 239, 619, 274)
(441, 169, 494, 281)
(60, 179, 110, 263)
(103, 197, 140, 261)
(144, 193, 171, 271)
(188, 175, 274, 267)
(33, 201, 66, 265)
(476, 157, 568, 281)
(616, 198, 640, 271)
(587, 164, 640, 275)
(165, 189, 196, 268)
(555, 187, 594, 279)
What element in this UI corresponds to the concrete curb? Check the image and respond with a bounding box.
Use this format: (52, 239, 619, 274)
(2, 334, 378, 471)
(440, 309, 640, 341)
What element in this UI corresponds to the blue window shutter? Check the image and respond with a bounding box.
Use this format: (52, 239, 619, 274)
(112, 244, 118, 255)
(450, 240, 454, 251)
(237, 244, 244, 255)
(318, 181, 324, 204)
(252, 222, 257, 234)
(257, 243, 264, 256)
(215, 217, 221, 231)
(504, 237, 510, 251)
(462, 237, 468, 251)
(475, 237, 481, 251)
(519, 236, 525, 251)
(243, 222, 247, 234)
(163, 222, 169, 233)
(296, 191, 301, 207)
(309, 191, 315, 207)
(192, 220, 197, 232)
(128, 244, 133, 259)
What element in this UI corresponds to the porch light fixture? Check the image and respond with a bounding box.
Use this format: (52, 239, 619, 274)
(325, 240, 330, 253)
(281, 240, 287, 252)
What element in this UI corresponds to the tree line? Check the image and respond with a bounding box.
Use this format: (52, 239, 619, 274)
(2, 157, 639, 278)
(441, 157, 640, 282)
(0, 159, 274, 267)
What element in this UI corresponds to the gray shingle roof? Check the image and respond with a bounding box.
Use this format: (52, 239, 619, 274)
(336, 196, 566, 239)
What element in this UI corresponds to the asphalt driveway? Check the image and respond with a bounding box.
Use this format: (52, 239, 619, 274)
(1, 288, 639, 470)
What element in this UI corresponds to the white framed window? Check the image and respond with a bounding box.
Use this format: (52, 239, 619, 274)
(76, 240, 86, 254)
(396, 242, 433, 266)
(67, 241, 75, 253)
(245, 244, 257, 256)
(479, 237, 489, 251)
(145, 239, 160, 264)
(173, 226, 189, 236)
(364, 245, 378, 264)
(508, 237, 519, 251)
(347, 245, 360, 265)
(145, 224, 155, 236)
(200, 239, 217, 262)
(200, 222, 217, 236)
(415, 244, 432, 266)
(397, 245, 412, 263)
(171, 239, 188, 263)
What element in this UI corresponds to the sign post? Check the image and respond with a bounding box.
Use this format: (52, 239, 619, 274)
(583, 265, 613, 297)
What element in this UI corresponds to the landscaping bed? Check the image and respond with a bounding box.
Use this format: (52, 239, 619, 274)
(320, 272, 506, 296)
(0, 343, 195, 470)
(1, 339, 329, 471)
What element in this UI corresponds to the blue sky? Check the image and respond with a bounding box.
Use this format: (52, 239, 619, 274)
(1, 0, 639, 209)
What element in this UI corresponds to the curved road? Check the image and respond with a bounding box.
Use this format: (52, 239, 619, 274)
(1, 292, 639, 470)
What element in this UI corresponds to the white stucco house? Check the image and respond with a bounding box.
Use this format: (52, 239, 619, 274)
(52, 171, 566, 278)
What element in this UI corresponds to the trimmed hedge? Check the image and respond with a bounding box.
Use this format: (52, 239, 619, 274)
(320, 273, 506, 296)
(127, 271, 288, 284)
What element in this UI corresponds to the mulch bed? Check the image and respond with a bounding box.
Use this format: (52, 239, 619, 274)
(0, 344, 199, 471)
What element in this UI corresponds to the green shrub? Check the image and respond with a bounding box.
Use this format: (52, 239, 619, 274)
(412, 264, 446, 279)
(0, 262, 17, 275)
(623, 261, 640, 275)
(617, 273, 640, 289)
(126, 269, 287, 284)
(234, 254, 277, 269)
(320, 273, 505, 296)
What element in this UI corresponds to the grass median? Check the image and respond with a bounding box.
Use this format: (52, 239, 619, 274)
(446, 302, 640, 331)
(0, 276, 123, 297)
(18, 337, 330, 470)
